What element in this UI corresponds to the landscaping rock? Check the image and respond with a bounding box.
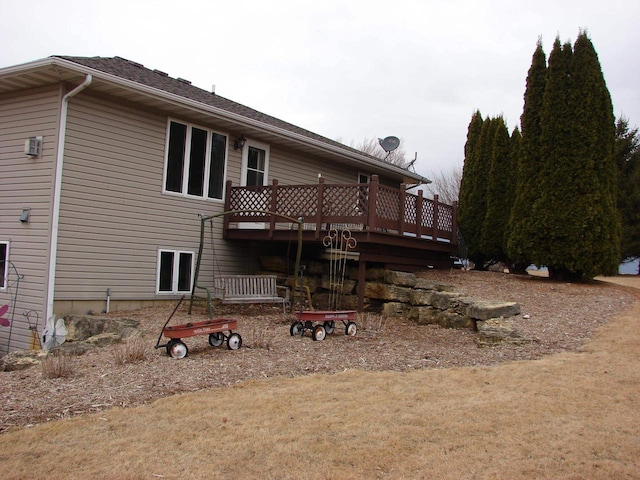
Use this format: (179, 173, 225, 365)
(476, 317, 530, 346)
(381, 302, 409, 316)
(384, 270, 417, 288)
(414, 279, 456, 292)
(1, 350, 48, 371)
(430, 291, 464, 310)
(320, 275, 356, 294)
(409, 289, 433, 306)
(64, 316, 139, 342)
(466, 301, 521, 320)
(87, 333, 122, 347)
(408, 306, 440, 325)
(364, 283, 413, 303)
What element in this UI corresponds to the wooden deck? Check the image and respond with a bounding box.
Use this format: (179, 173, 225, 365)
(223, 175, 459, 271)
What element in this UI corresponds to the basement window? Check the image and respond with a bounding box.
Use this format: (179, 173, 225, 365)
(164, 120, 227, 200)
(157, 249, 194, 294)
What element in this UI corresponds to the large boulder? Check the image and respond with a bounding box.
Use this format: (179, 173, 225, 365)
(63, 315, 139, 342)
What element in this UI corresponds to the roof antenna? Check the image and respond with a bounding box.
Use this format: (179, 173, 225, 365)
(378, 136, 400, 160)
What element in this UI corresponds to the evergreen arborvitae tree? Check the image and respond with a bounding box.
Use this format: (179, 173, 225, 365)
(570, 31, 619, 276)
(481, 116, 511, 263)
(458, 111, 486, 266)
(506, 126, 525, 272)
(615, 117, 640, 270)
(532, 33, 619, 280)
(508, 39, 546, 268)
(529, 38, 575, 276)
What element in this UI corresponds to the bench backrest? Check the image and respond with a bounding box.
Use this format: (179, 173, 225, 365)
(213, 275, 280, 298)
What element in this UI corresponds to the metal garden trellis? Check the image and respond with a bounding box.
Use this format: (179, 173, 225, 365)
(289, 226, 358, 341)
(1, 261, 24, 355)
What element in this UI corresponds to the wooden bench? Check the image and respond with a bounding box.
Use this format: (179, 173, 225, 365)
(213, 275, 289, 312)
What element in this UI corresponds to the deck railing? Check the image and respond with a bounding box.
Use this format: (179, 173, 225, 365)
(223, 175, 458, 245)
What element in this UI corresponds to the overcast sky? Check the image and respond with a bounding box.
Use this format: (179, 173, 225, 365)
(1, 0, 639, 177)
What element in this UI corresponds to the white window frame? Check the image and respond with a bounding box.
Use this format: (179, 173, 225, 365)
(162, 119, 228, 201)
(0, 241, 8, 291)
(240, 139, 270, 187)
(156, 249, 194, 295)
(358, 173, 370, 184)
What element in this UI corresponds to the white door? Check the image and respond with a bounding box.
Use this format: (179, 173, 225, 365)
(240, 140, 270, 228)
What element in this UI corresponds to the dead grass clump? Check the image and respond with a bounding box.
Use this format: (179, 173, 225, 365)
(245, 326, 277, 350)
(113, 337, 147, 365)
(357, 312, 388, 333)
(41, 350, 74, 379)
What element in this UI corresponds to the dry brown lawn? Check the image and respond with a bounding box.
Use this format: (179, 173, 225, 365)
(0, 274, 639, 479)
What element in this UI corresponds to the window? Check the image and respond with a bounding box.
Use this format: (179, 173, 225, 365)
(358, 173, 370, 184)
(164, 120, 227, 200)
(157, 249, 194, 294)
(0, 241, 7, 290)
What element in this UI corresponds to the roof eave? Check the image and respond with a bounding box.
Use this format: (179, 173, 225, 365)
(2, 57, 427, 183)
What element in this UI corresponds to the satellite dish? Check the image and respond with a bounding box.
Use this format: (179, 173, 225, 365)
(378, 136, 400, 153)
(42, 315, 67, 350)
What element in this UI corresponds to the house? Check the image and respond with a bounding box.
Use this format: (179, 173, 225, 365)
(0, 56, 457, 353)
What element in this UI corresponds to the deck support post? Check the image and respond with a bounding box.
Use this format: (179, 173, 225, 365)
(357, 257, 367, 312)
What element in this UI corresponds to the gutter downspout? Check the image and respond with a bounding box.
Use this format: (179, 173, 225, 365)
(46, 74, 92, 323)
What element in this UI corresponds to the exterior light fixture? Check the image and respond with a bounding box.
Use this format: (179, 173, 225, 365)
(233, 135, 246, 150)
(19, 208, 31, 224)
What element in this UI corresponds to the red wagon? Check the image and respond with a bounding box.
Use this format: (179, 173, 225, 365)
(155, 297, 242, 359)
(289, 310, 358, 341)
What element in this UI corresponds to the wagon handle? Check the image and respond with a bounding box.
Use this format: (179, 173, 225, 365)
(154, 295, 185, 349)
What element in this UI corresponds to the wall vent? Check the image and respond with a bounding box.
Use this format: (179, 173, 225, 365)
(25, 136, 43, 157)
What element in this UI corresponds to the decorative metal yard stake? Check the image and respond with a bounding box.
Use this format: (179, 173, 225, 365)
(0, 261, 24, 355)
(322, 227, 357, 311)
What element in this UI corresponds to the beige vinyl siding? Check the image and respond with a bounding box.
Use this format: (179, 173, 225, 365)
(0, 85, 61, 353)
(54, 94, 248, 306)
(268, 145, 361, 185)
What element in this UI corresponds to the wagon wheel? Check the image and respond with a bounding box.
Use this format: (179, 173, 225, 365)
(345, 322, 357, 337)
(312, 325, 326, 341)
(289, 321, 304, 336)
(208, 332, 224, 347)
(227, 333, 242, 350)
(324, 321, 335, 335)
(167, 339, 188, 359)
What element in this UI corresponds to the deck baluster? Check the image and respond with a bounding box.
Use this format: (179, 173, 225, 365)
(416, 190, 423, 239)
(269, 179, 279, 238)
(315, 177, 325, 238)
(367, 175, 379, 232)
(433, 194, 440, 241)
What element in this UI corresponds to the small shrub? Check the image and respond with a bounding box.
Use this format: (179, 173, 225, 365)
(113, 337, 147, 365)
(41, 350, 74, 379)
